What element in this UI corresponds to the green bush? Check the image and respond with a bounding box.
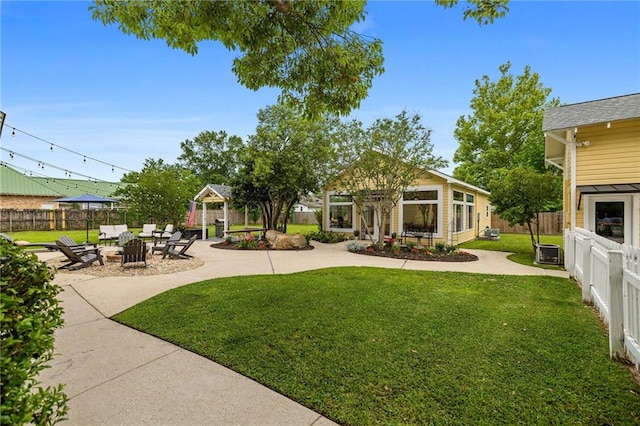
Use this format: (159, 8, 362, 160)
(305, 230, 347, 244)
(313, 210, 323, 231)
(1, 240, 68, 425)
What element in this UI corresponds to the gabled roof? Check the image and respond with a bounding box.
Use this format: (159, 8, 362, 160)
(194, 184, 232, 203)
(542, 93, 640, 131)
(426, 169, 491, 195)
(0, 164, 123, 198)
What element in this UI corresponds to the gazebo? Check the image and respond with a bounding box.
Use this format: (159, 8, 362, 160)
(193, 184, 232, 239)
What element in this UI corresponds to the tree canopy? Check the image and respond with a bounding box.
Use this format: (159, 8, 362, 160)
(114, 158, 201, 226)
(231, 103, 340, 231)
(452, 61, 560, 190)
(332, 111, 448, 244)
(177, 130, 243, 187)
(488, 166, 561, 251)
(91, 0, 508, 116)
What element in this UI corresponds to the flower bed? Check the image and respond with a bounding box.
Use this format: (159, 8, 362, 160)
(346, 241, 478, 262)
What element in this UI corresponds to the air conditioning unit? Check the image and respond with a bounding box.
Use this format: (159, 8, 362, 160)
(535, 244, 562, 265)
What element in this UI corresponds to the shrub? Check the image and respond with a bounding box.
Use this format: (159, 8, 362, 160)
(0, 240, 68, 424)
(434, 242, 447, 253)
(346, 242, 366, 252)
(313, 210, 323, 231)
(306, 230, 348, 244)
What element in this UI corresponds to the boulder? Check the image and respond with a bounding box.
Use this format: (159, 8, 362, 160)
(272, 233, 308, 250)
(265, 229, 280, 246)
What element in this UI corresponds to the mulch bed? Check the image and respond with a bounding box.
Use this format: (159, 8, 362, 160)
(211, 241, 314, 251)
(353, 248, 479, 262)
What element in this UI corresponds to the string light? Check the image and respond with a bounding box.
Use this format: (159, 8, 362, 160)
(9, 151, 14, 159)
(2, 123, 134, 174)
(11, 128, 15, 137)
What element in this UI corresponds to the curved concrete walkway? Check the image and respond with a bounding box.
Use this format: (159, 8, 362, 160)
(37, 240, 569, 425)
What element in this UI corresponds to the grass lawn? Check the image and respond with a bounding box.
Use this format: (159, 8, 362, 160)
(460, 233, 564, 269)
(115, 267, 640, 425)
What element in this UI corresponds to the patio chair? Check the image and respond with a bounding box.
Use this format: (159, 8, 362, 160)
(153, 224, 174, 240)
(58, 235, 97, 252)
(118, 231, 135, 247)
(163, 234, 197, 259)
(121, 238, 147, 269)
(1, 233, 58, 251)
(138, 224, 157, 240)
(55, 240, 104, 270)
(151, 231, 182, 255)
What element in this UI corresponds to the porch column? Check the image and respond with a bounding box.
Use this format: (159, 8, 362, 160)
(201, 202, 207, 240)
(223, 201, 229, 233)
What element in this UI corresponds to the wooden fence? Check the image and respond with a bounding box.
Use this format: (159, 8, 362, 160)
(0, 209, 133, 232)
(491, 211, 563, 235)
(0, 208, 257, 233)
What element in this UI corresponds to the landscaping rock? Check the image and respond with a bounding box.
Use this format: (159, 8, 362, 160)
(273, 233, 308, 250)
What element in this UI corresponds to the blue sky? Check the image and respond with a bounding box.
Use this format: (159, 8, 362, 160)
(1, 1, 639, 183)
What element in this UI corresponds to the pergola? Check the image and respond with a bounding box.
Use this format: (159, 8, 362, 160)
(193, 184, 232, 239)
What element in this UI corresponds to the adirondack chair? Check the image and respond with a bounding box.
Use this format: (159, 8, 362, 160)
(121, 238, 147, 269)
(118, 231, 135, 247)
(151, 231, 182, 255)
(58, 235, 97, 252)
(55, 240, 104, 270)
(163, 234, 197, 259)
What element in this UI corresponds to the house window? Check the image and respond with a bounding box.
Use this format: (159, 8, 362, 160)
(453, 190, 476, 233)
(453, 191, 464, 232)
(595, 201, 625, 243)
(401, 188, 440, 235)
(328, 193, 354, 230)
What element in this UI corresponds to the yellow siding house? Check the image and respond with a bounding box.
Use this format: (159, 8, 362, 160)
(323, 167, 491, 246)
(544, 93, 640, 247)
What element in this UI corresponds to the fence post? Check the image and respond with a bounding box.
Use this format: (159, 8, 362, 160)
(608, 250, 625, 359)
(582, 236, 592, 302)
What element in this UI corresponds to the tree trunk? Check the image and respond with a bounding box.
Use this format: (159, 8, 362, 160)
(526, 220, 537, 253)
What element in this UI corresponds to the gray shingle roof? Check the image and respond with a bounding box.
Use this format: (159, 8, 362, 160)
(542, 93, 640, 131)
(208, 184, 232, 199)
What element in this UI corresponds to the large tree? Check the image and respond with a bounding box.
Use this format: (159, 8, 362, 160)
(177, 130, 243, 186)
(231, 104, 340, 231)
(114, 158, 201, 226)
(333, 111, 448, 245)
(488, 166, 561, 251)
(90, 0, 508, 116)
(452, 61, 560, 190)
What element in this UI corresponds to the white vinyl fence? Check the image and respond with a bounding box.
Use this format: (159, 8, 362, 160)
(565, 228, 640, 369)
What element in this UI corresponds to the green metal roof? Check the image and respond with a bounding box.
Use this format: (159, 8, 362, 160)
(0, 164, 125, 198)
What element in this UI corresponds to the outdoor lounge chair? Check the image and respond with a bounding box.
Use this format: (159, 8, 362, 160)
(151, 231, 182, 255)
(55, 240, 104, 270)
(58, 235, 97, 252)
(163, 234, 197, 259)
(121, 238, 147, 269)
(153, 224, 175, 241)
(1, 232, 58, 251)
(138, 224, 157, 240)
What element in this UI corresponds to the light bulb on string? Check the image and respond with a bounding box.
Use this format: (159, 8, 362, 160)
(83, 156, 86, 163)
(11, 128, 15, 137)
(111, 165, 115, 173)
(9, 151, 14, 159)
(50, 144, 53, 151)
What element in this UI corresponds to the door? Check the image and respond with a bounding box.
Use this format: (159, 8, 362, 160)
(587, 195, 634, 245)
